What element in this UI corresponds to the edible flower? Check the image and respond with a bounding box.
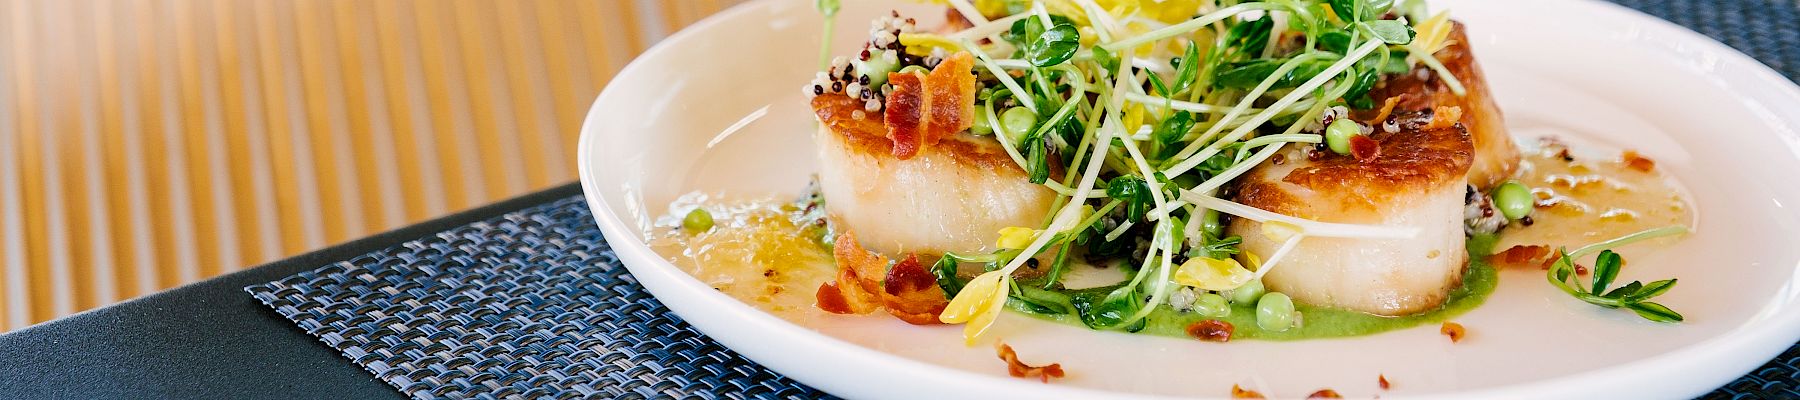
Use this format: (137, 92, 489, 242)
(1174, 256, 1255, 291)
(996, 226, 1040, 249)
(1412, 10, 1454, 56)
(1260, 220, 1301, 242)
(940, 270, 1011, 345)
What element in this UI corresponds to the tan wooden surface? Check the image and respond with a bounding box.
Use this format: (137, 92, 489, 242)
(0, 0, 745, 331)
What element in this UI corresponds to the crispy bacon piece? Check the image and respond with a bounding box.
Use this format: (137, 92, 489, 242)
(881, 254, 950, 325)
(1425, 106, 1463, 130)
(1186, 320, 1235, 342)
(816, 229, 951, 323)
(1232, 384, 1267, 399)
(1366, 95, 1405, 126)
(817, 230, 886, 315)
(996, 343, 1065, 383)
(1349, 134, 1381, 163)
(1488, 245, 1553, 270)
(1307, 389, 1344, 399)
(1622, 150, 1656, 172)
(1441, 321, 1466, 343)
(884, 52, 977, 159)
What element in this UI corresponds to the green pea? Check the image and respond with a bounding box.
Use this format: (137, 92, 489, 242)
(1193, 292, 1231, 318)
(1000, 107, 1039, 144)
(856, 50, 897, 87)
(1199, 209, 1224, 237)
(1492, 180, 1534, 220)
(897, 65, 929, 76)
(971, 107, 994, 136)
(1229, 279, 1265, 305)
(1256, 292, 1295, 331)
(683, 208, 714, 232)
(1325, 118, 1362, 155)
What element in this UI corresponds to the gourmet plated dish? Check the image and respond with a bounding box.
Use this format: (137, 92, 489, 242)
(647, 0, 1699, 385)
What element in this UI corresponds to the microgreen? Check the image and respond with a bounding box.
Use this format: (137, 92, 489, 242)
(1359, 20, 1416, 45)
(891, 0, 1552, 343)
(814, 0, 840, 70)
(1171, 42, 1203, 95)
(1544, 226, 1689, 323)
(1028, 23, 1081, 67)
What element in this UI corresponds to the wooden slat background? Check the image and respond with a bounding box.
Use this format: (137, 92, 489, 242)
(0, 0, 746, 332)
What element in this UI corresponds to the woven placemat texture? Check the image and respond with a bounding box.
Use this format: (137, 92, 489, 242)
(247, 1, 1800, 398)
(246, 196, 828, 399)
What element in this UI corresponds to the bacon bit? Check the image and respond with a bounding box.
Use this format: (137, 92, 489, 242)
(1441, 322, 1466, 343)
(881, 254, 950, 325)
(815, 230, 886, 315)
(1186, 320, 1235, 342)
(833, 230, 888, 292)
(1348, 134, 1381, 162)
(1232, 384, 1267, 399)
(1621, 150, 1656, 172)
(1307, 389, 1344, 399)
(815, 281, 857, 314)
(1424, 106, 1463, 130)
(884, 52, 977, 159)
(1367, 95, 1404, 125)
(996, 343, 1065, 383)
(1379, 374, 1391, 390)
(1487, 245, 1551, 270)
(1575, 264, 1589, 276)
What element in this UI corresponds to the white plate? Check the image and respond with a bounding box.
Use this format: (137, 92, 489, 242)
(578, 0, 1800, 398)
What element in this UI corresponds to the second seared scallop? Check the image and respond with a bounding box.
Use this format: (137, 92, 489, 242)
(1230, 111, 1475, 316)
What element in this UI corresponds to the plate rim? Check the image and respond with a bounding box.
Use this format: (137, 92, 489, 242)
(577, 0, 1800, 398)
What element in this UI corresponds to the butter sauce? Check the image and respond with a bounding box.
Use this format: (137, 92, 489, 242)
(650, 138, 1692, 340)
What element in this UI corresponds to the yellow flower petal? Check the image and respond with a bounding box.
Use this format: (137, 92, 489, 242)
(962, 278, 1010, 345)
(1261, 220, 1301, 242)
(898, 33, 961, 57)
(941, 270, 1006, 323)
(1414, 10, 1455, 55)
(1174, 257, 1255, 291)
(1238, 250, 1263, 272)
(996, 227, 1040, 250)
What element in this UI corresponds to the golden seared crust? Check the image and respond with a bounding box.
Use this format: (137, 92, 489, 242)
(1282, 125, 1474, 208)
(1235, 177, 1307, 217)
(1362, 21, 1518, 188)
(812, 93, 1047, 178)
(1235, 122, 1473, 220)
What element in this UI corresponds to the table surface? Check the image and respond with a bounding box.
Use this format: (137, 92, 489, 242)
(0, 184, 584, 399)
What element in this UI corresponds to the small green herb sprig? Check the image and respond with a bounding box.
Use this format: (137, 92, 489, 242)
(1545, 226, 1688, 323)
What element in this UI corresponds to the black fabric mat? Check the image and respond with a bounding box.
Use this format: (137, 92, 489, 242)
(247, 1, 1800, 398)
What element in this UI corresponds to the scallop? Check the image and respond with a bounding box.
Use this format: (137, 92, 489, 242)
(1229, 118, 1474, 316)
(811, 94, 1056, 256)
(1365, 21, 1518, 189)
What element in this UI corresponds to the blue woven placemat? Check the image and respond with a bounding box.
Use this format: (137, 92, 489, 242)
(246, 196, 827, 399)
(247, 1, 1800, 398)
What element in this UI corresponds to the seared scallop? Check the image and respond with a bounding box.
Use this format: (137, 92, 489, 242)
(811, 93, 1056, 256)
(1229, 115, 1474, 316)
(1366, 21, 1518, 189)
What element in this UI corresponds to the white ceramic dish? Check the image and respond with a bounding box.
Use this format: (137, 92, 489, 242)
(578, 0, 1800, 398)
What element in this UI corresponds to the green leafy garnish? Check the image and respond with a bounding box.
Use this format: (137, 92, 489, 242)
(1545, 226, 1689, 323)
(1170, 41, 1202, 95)
(1359, 20, 1416, 45)
(814, 0, 840, 70)
(1027, 23, 1081, 67)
